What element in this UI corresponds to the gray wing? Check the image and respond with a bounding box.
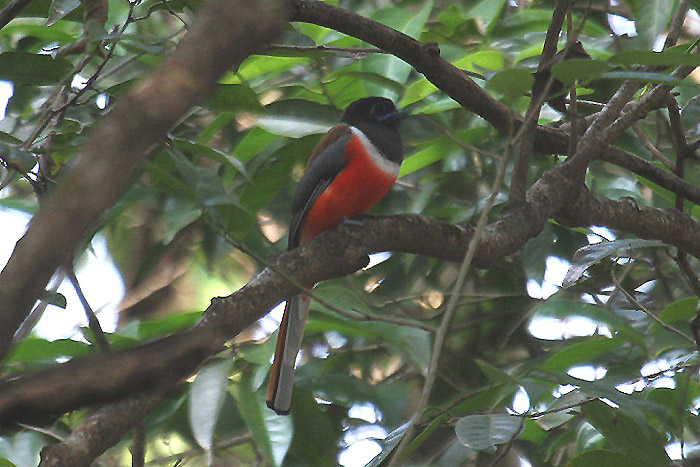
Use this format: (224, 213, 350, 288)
(288, 132, 352, 248)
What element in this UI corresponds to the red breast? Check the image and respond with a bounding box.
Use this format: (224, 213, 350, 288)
(298, 128, 400, 245)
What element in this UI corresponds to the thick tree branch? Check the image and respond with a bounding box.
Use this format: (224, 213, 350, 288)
(0, 0, 286, 360)
(6, 179, 700, 428)
(509, 0, 570, 203)
(0, 0, 31, 31)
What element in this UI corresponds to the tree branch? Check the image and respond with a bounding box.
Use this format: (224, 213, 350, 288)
(289, 0, 700, 207)
(0, 0, 287, 360)
(0, 0, 31, 31)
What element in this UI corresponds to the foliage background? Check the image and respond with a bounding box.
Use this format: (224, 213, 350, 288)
(1, 0, 700, 465)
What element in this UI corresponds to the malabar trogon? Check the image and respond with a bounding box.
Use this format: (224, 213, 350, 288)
(266, 97, 408, 414)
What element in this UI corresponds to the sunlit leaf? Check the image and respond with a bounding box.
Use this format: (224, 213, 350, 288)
(466, 0, 506, 35)
(368, 422, 410, 466)
(544, 337, 622, 372)
(230, 376, 292, 466)
(257, 100, 337, 137)
(6, 338, 90, 362)
(563, 239, 666, 287)
(455, 414, 522, 451)
(189, 359, 233, 456)
(47, 0, 81, 25)
(654, 297, 698, 330)
(362, 1, 433, 99)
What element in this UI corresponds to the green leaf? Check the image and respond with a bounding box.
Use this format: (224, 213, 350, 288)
(232, 127, 278, 165)
(199, 113, 235, 145)
(610, 50, 700, 67)
(563, 239, 666, 287)
(466, 0, 506, 35)
(452, 49, 505, 71)
(203, 84, 262, 113)
(230, 376, 292, 466)
(600, 71, 695, 87)
(283, 388, 340, 465)
(532, 299, 644, 345)
(0, 52, 72, 85)
(368, 422, 410, 466)
(133, 312, 201, 340)
(544, 337, 623, 372)
(362, 2, 433, 99)
(399, 127, 490, 177)
(475, 359, 518, 385)
(189, 359, 233, 456)
(399, 138, 457, 177)
(401, 50, 503, 106)
(486, 68, 534, 101)
(628, 0, 676, 50)
(47, 0, 81, 26)
(550, 59, 611, 84)
(173, 138, 247, 176)
(654, 297, 698, 329)
(535, 390, 590, 430)
(42, 291, 67, 309)
(324, 71, 404, 108)
(308, 284, 432, 371)
(6, 337, 89, 362)
(582, 400, 670, 465)
(455, 414, 522, 451)
(257, 99, 338, 137)
(567, 450, 641, 467)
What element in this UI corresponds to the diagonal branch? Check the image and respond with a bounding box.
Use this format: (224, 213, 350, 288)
(289, 0, 700, 207)
(0, 0, 287, 361)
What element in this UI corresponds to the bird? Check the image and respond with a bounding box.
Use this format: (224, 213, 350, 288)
(266, 96, 408, 415)
(532, 40, 591, 113)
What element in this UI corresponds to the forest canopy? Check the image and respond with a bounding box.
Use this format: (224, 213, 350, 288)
(0, 0, 700, 466)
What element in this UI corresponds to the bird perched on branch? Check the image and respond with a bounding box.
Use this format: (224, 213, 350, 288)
(266, 96, 408, 415)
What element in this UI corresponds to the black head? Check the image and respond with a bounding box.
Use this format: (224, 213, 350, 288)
(340, 97, 407, 131)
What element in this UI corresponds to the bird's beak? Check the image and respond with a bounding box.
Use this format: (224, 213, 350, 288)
(379, 108, 409, 124)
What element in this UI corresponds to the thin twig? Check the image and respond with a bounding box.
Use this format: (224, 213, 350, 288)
(266, 44, 389, 55)
(525, 396, 597, 418)
(509, 0, 570, 203)
(65, 267, 111, 353)
(131, 422, 145, 467)
(663, 0, 690, 50)
(632, 124, 675, 170)
(388, 119, 516, 467)
(22, 2, 138, 151)
(612, 267, 695, 344)
(144, 433, 253, 465)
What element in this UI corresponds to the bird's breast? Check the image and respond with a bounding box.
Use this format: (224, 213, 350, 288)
(299, 129, 400, 244)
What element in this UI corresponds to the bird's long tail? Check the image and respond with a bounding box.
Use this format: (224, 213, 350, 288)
(266, 294, 311, 414)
